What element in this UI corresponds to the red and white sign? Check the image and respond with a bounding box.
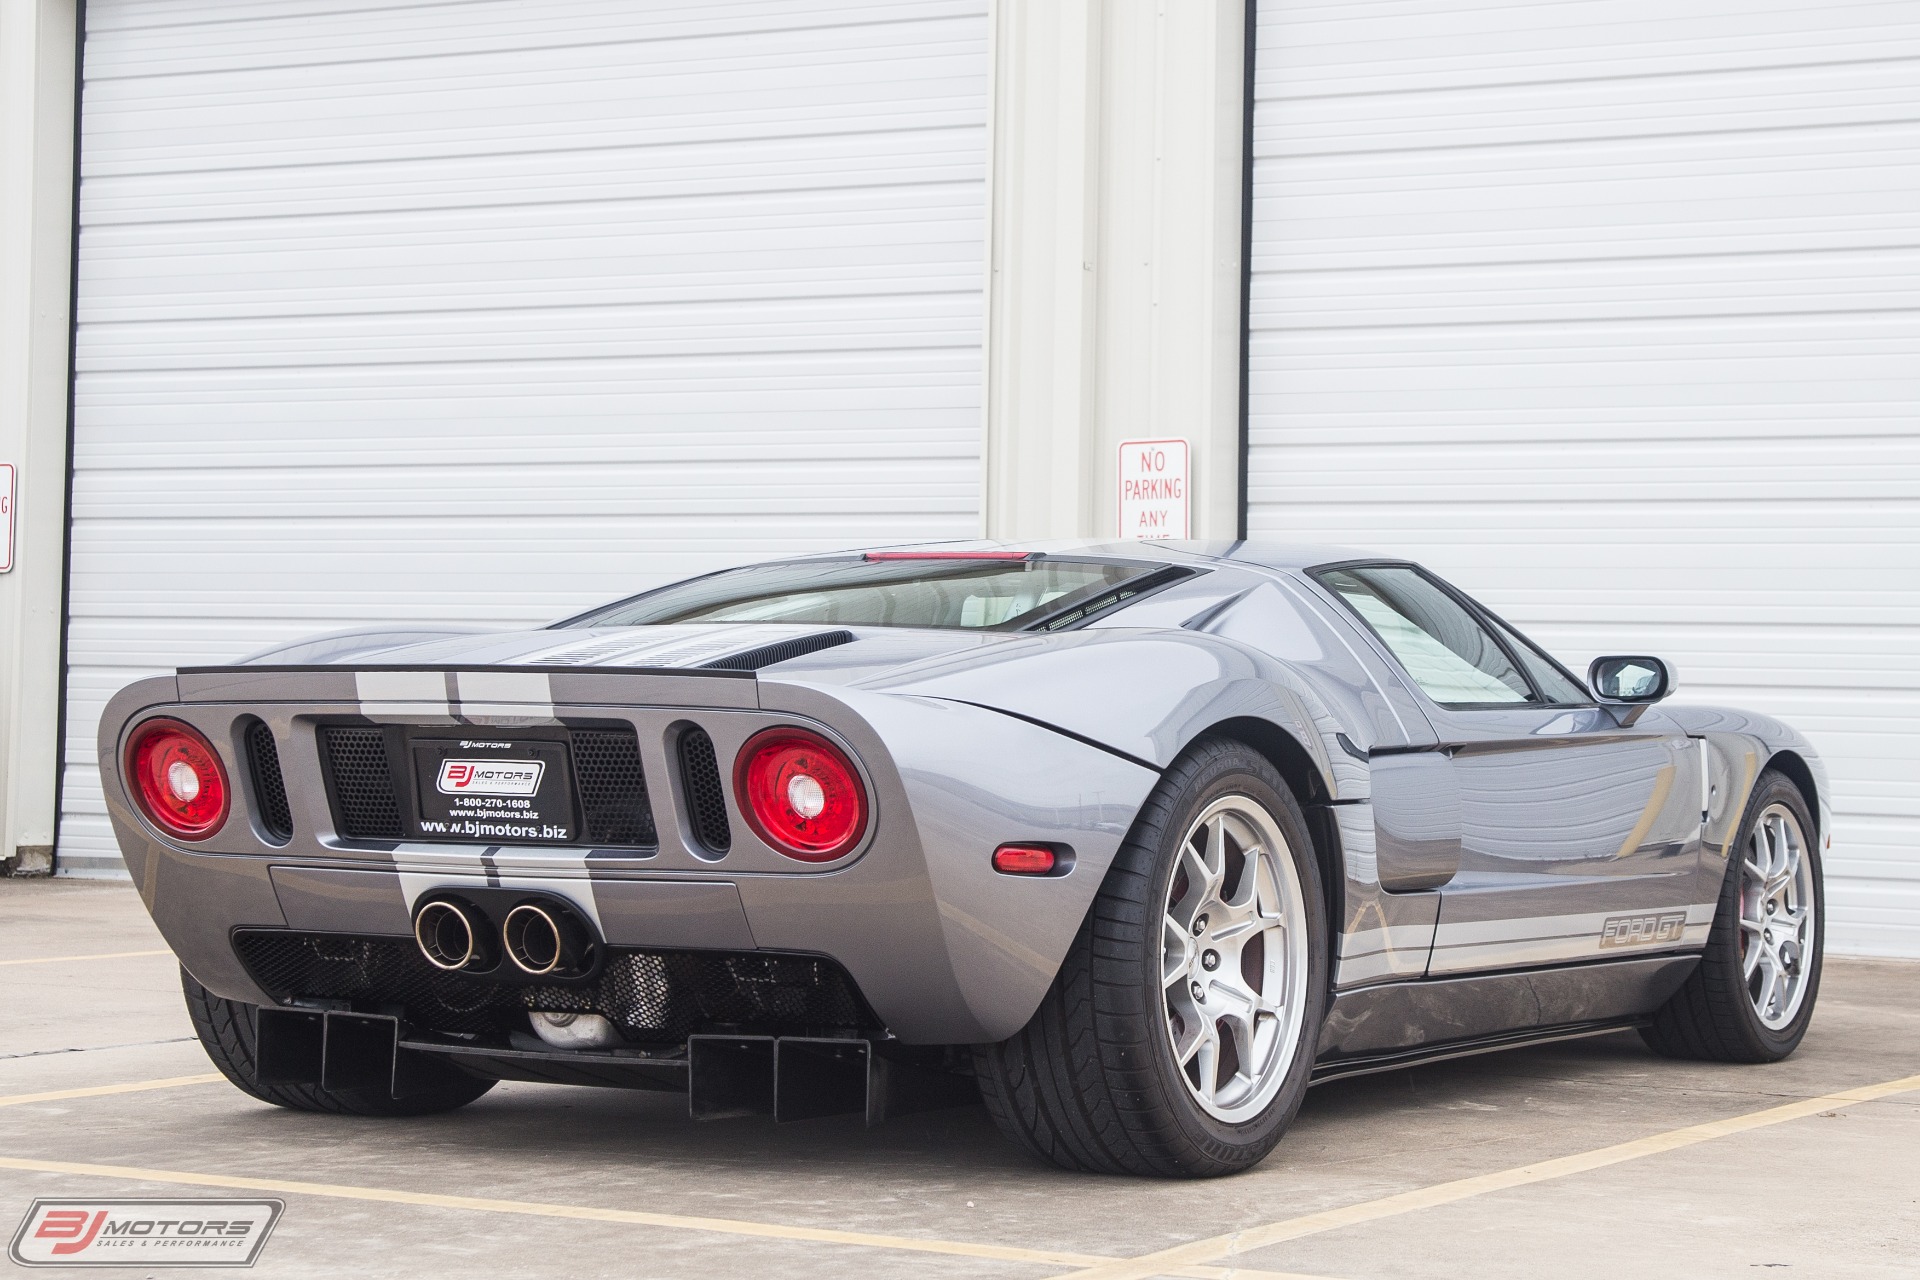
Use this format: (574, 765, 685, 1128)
(437, 758, 544, 796)
(0, 463, 14, 572)
(1117, 438, 1189, 539)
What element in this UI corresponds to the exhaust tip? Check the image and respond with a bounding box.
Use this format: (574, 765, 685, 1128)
(503, 902, 590, 977)
(414, 899, 481, 971)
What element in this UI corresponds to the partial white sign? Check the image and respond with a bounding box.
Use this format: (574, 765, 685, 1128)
(0, 464, 13, 572)
(1117, 438, 1189, 540)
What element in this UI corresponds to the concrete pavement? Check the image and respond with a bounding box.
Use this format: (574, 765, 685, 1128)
(2, 878, 1915, 1279)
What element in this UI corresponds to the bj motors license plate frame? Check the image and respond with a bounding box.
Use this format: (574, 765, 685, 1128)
(406, 732, 579, 844)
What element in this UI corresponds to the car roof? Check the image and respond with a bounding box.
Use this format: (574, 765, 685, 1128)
(845, 538, 1375, 572)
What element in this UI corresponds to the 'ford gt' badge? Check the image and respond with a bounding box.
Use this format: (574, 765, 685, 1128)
(436, 759, 545, 797)
(1599, 911, 1689, 948)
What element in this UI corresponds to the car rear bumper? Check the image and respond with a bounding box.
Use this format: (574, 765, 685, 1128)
(102, 673, 1160, 1044)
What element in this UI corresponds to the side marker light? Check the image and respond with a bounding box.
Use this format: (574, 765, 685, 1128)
(992, 844, 1057, 876)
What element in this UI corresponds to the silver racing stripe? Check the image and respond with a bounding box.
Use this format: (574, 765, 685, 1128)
(1426, 903, 1715, 975)
(356, 669, 595, 933)
(396, 856, 605, 936)
(355, 669, 562, 723)
(453, 670, 556, 723)
(1336, 924, 1439, 985)
(512, 624, 825, 670)
(354, 670, 453, 721)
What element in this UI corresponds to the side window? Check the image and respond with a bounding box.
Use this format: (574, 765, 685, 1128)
(1485, 615, 1590, 705)
(1316, 566, 1532, 706)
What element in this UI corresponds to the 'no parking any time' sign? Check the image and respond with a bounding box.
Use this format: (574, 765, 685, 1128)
(1117, 439, 1189, 540)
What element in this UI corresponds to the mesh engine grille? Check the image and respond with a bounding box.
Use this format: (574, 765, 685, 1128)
(233, 931, 872, 1043)
(318, 726, 403, 839)
(677, 726, 732, 853)
(244, 719, 294, 841)
(571, 728, 656, 847)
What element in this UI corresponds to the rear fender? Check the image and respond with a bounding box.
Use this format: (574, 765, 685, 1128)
(753, 681, 1160, 1043)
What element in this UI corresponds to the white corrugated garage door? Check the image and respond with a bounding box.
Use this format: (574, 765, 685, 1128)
(1246, 2, 1920, 955)
(60, 0, 987, 875)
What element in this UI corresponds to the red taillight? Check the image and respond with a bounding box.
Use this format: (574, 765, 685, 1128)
(733, 727, 868, 862)
(126, 718, 229, 841)
(992, 844, 1058, 876)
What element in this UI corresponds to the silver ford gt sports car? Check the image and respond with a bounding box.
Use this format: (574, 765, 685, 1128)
(100, 541, 1827, 1177)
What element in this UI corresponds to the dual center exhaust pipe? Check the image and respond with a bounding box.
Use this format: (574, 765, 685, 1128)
(413, 895, 596, 980)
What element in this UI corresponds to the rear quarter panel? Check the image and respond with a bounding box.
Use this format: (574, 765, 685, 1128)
(753, 679, 1161, 1041)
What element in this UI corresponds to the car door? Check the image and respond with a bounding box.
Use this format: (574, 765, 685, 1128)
(1311, 563, 1710, 977)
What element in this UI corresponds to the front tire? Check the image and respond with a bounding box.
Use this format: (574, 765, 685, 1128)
(974, 738, 1328, 1177)
(1641, 769, 1824, 1063)
(183, 970, 495, 1116)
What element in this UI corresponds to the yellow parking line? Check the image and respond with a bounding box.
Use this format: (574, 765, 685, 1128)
(1045, 1071, 1920, 1280)
(0, 949, 171, 967)
(0, 1152, 1339, 1280)
(0, 1074, 224, 1108)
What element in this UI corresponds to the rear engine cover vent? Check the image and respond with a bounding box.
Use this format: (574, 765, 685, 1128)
(318, 726, 404, 840)
(702, 629, 855, 671)
(677, 726, 732, 854)
(244, 719, 293, 842)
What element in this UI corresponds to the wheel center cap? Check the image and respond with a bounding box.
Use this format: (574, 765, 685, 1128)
(1201, 950, 1221, 971)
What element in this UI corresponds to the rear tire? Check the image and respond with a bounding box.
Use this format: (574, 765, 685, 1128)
(974, 737, 1328, 1177)
(183, 970, 495, 1116)
(1641, 769, 1823, 1063)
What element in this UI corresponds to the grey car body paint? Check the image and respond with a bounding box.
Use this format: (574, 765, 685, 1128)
(98, 542, 1829, 1060)
(1365, 753, 1462, 893)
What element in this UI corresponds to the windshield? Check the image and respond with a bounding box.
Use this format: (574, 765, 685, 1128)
(567, 556, 1171, 631)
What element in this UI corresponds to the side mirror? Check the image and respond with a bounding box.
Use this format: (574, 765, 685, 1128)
(1588, 655, 1674, 704)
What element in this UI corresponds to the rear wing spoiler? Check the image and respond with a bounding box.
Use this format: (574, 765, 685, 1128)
(173, 664, 764, 713)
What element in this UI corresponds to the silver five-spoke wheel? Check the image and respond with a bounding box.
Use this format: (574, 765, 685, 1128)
(977, 738, 1326, 1174)
(1642, 769, 1823, 1064)
(1160, 795, 1310, 1123)
(1740, 802, 1815, 1030)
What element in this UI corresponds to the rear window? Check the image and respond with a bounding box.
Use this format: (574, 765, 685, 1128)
(567, 556, 1174, 631)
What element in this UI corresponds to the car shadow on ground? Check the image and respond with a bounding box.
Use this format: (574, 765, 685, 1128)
(164, 1029, 1689, 1189)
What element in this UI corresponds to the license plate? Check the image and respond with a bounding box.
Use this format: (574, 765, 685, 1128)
(410, 736, 578, 843)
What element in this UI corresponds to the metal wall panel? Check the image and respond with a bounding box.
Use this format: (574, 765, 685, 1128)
(1247, 1, 1920, 954)
(62, 0, 987, 874)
